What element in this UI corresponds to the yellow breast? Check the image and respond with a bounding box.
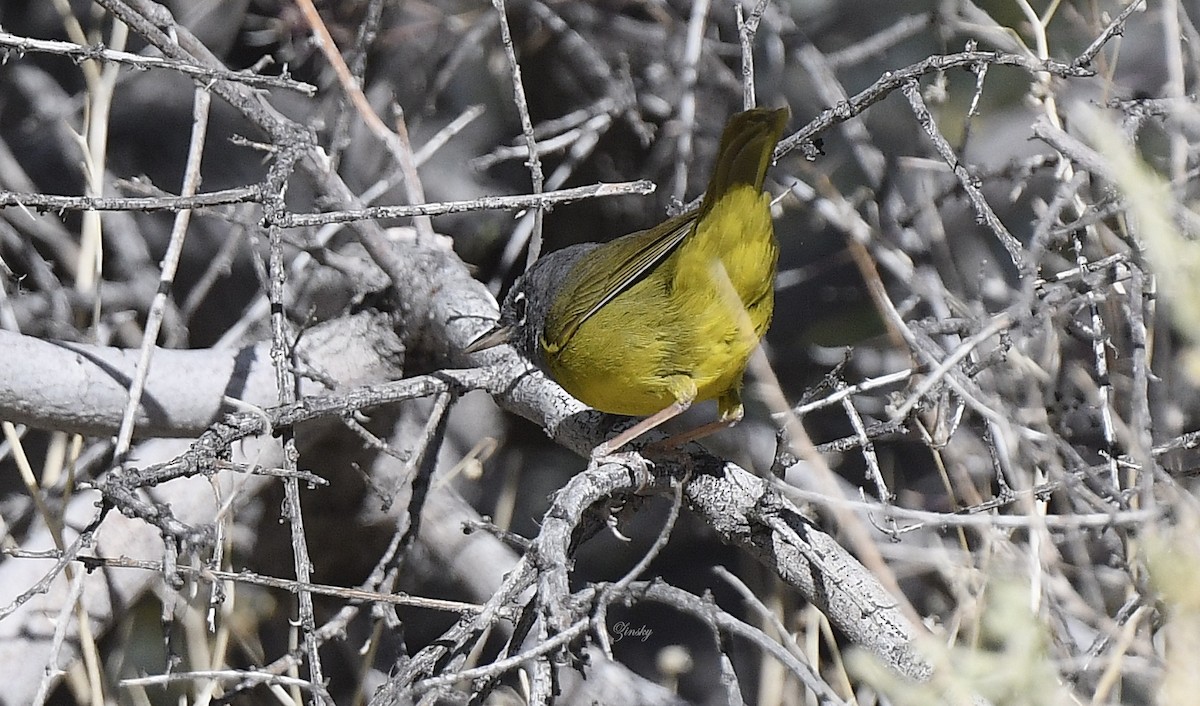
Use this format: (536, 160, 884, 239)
(541, 186, 776, 417)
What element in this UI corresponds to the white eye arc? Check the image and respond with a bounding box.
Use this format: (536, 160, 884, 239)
(512, 291, 528, 327)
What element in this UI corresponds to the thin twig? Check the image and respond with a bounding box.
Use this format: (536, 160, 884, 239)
(900, 79, 1026, 271)
(274, 180, 656, 228)
(892, 312, 1014, 420)
(30, 562, 86, 706)
(1072, 0, 1146, 68)
(390, 105, 435, 240)
(671, 0, 711, 200)
(114, 86, 211, 461)
(776, 49, 1092, 161)
(0, 186, 262, 213)
(736, 0, 771, 109)
(121, 670, 317, 691)
(491, 0, 546, 268)
(262, 133, 328, 702)
(0, 30, 316, 93)
(293, 0, 414, 173)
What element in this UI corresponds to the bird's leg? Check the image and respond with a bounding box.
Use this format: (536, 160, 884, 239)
(647, 388, 745, 453)
(590, 398, 692, 459)
(587, 379, 698, 493)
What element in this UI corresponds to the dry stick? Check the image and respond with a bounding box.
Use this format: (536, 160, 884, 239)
(31, 568, 86, 706)
(636, 580, 850, 706)
(797, 43, 885, 185)
(474, 97, 623, 167)
(389, 106, 435, 240)
(775, 50, 1091, 164)
(791, 369, 913, 416)
(414, 617, 590, 695)
(1013, 0, 1059, 104)
(539, 115, 613, 193)
(808, 421, 907, 456)
(0, 30, 316, 93)
(488, 112, 616, 293)
(712, 566, 846, 704)
(840, 384, 891, 502)
(528, 620, 556, 705)
(4, 550, 481, 614)
(1126, 264, 1156, 510)
(0, 186, 262, 213)
(1072, 229, 1120, 489)
(278, 180, 655, 227)
(671, 0, 711, 200)
(57, 0, 124, 335)
(748, 347, 925, 635)
(697, 589, 744, 703)
(958, 56, 988, 154)
(262, 137, 329, 703)
(779, 484, 1160, 531)
(0, 515, 100, 622)
(396, 390, 453, 550)
(735, 0, 771, 110)
(113, 86, 210, 462)
(1031, 116, 1120, 182)
(899, 79, 1026, 272)
(1073, 0, 1146, 68)
(326, 0, 386, 174)
(216, 105, 486, 348)
(1163, 0, 1188, 185)
(292, 0, 412, 179)
(414, 105, 487, 166)
(122, 670, 317, 692)
(490, 0, 546, 269)
(892, 313, 1014, 420)
(592, 483, 685, 661)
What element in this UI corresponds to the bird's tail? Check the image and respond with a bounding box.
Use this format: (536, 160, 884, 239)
(700, 106, 789, 213)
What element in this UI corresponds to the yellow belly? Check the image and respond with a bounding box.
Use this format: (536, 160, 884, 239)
(543, 188, 776, 417)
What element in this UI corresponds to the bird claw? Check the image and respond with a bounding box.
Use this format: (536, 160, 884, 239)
(605, 500, 633, 542)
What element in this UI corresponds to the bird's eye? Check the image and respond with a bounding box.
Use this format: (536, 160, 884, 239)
(512, 291, 528, 327)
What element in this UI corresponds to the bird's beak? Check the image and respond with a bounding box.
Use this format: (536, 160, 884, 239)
(464, 324, 512, 354)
